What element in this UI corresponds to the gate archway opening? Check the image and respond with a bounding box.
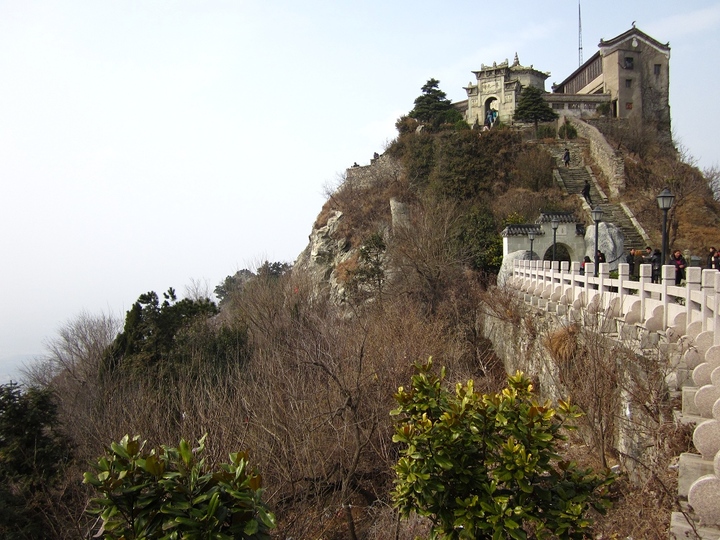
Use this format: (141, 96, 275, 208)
(543, 243, 572, 263)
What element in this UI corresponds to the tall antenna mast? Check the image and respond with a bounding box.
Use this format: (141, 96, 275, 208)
(578, 0, 583, 66)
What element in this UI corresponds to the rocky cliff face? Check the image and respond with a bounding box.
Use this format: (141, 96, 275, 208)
(293, 153, 404, 303)
(293, 209, 352, 302)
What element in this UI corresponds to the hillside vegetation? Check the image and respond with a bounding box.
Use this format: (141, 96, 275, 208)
(3, 79, 716, 539)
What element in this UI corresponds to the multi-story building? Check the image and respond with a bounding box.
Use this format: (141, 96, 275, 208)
(458, 26, 670, 130)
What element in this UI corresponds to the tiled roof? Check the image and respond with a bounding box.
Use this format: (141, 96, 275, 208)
(599, 26, 669, 52)
(535, 212, 578, 224)
(501, 224, 544, 237)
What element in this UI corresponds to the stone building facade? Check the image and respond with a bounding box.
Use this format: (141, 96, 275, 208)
(462, 54, 550, 126)
(552, 26, 671, 129)
(459, 26, 670, 129)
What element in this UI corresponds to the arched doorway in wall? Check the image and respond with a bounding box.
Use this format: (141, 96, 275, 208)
(484, 97, 499, 126)
(543, 243, 572, 264)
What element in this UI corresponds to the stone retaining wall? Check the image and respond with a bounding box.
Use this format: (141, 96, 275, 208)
(568, 117, 625, 198)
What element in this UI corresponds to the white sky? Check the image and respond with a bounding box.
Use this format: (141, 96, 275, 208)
(1, 0, 719, 381)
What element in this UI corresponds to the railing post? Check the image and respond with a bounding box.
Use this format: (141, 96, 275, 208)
(598, 262, 609, 299)
(701, 269, 715, 331)
(715, 273, 720, 345)
(570, 261, 581, 306)
(661, 265, 675, 329)
(683, 267, 700, 330)
(618, 262, 629, 314)
(639, 263, 652, 324)
(584, 263, 594, 308)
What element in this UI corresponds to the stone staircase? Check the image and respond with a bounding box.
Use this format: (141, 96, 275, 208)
(543, 140, 648, 253)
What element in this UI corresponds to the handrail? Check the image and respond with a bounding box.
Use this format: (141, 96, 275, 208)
(510, 259, 720, 336)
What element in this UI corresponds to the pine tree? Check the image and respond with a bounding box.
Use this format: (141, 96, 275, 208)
(513, 85, 558, 136)
(409, 78, 461, 126)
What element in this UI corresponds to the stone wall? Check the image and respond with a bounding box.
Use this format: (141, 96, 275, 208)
(568, 116, 626, 198)
(480, 295, 666, 479)
(344, 153, 402, 190)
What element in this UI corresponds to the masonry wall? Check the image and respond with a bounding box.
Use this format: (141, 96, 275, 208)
(344, 153, 402, 190)
(479, 300, 668, 479)
(568, 116, 626, 197)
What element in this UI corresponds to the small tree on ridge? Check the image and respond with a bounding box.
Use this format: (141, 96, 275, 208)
(513, 85, 558, 137)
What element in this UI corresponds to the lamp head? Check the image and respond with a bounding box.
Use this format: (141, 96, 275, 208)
(657, 188, 675, 210)
(591, 206, 603, 222)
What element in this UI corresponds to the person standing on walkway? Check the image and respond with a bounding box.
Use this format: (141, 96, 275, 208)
(672, 249, 687, 285)
(563, 148, 570, 168)
(708, 247, 717, 269)
(626, 249, 636, 277)
(633, 249, 644, 279)
(650, 249, 662, 283)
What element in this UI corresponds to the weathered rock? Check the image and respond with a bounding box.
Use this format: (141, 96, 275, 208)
(498, 250, 536, 287)
(585, 221, 624, 271)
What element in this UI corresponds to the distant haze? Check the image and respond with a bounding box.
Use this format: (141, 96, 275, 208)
(1, 1, 719, 380)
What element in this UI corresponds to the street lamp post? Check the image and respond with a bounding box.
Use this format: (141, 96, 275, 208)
(657, 188, 675, 267)
(551, 218, 559, 262)
(528, 230, 535, 260)
(592, 206, 604, 277)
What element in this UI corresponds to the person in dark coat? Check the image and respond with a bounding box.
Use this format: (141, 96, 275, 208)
(672, 249, 687, 285)
(708, 247, 717, 269)
(626, 249, 635, 276)
(582, 180, 592, 205)
(650, 249, 662, 283)
(563, 148, 570, 167)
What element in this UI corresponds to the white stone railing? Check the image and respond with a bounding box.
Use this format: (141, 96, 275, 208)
(511, 259, 720, 532)
(510, 259, 720, 341)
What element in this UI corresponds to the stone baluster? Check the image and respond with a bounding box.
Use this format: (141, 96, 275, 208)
(685, 268, 702, 331)
(684, 271, 720, 527)
(661, 265, 676, 329)
(639, 264, 651, 324)
(700, 269, 715, 332)
(617, 262, 629, 316)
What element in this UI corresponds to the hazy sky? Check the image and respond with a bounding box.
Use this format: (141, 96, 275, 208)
(2, 0, 719, 382)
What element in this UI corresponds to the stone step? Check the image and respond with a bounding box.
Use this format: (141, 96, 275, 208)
(670, 512, 720, 539)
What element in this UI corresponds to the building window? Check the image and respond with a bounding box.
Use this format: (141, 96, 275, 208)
(625, 102, 633, 110)
(568, 102, 581, 109)
(625, 79, 632, 88)
(624, 57, 634, 69)
(654, 63, 661, 76)
(551, 103, 565, 109)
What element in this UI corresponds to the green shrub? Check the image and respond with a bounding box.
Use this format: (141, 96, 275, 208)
(536, 124, 556, 139)
(391, 359, 614, 539)
(454, 119, 471, 131)
(84, 435, 275, 539)
(559, 122, 578, 139)
(596, 103, 611, 117)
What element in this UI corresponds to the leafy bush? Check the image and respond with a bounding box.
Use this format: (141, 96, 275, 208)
(454, 119, 471, 131)
(536, 124, 556, 139)
(596, 103, 611, 117)
(84, 434, 275, 539)
(558, 122, 578, 139)
(391, 359, 614, 539)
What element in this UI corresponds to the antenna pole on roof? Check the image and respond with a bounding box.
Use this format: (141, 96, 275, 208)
(578, 0, 583, 66)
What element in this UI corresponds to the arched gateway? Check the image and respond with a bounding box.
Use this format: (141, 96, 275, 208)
(501, 212, 586, 264)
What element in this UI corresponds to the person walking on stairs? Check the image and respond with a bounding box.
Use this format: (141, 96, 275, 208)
(582, 180, 592, 205)
(563, 148, 570, 168)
